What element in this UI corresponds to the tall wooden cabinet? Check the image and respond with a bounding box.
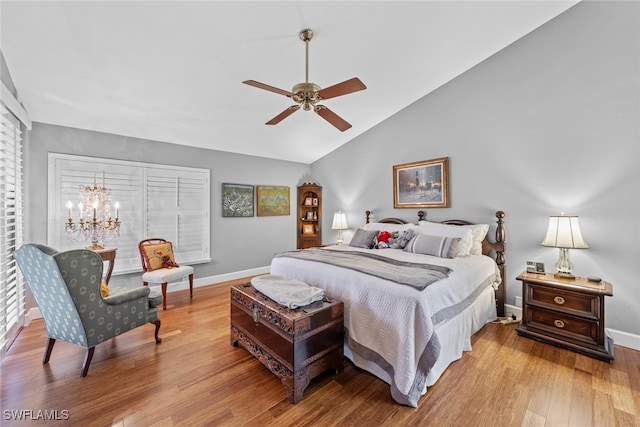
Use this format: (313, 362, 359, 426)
(297, 183, 322, 249)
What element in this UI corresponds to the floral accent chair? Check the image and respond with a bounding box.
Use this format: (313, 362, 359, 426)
(138, 238, 194, 310)
(14, 243, 162, 377)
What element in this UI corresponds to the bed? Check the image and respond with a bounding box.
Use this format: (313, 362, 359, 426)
(270, 210, 506, 407)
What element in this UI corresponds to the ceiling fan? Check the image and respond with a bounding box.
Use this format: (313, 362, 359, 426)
(243, 29, 366, 132)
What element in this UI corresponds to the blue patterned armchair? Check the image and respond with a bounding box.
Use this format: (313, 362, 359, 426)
(14, 243, 163, 377)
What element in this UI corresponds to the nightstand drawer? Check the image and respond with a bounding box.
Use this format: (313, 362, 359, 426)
(526, 283, 599, 320)
(525, 306, 600, 346)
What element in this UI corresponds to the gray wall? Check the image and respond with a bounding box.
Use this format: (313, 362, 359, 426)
(312, 1, 640, 337)
(26, 123, 311, 287)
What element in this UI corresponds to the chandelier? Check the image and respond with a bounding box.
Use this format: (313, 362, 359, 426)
(65, 173, 121, 250)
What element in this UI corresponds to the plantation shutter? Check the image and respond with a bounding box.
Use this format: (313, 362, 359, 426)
(48, 154, 210, 275)
(0, 102, 25, 358)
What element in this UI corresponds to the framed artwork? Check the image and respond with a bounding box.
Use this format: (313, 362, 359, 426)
(393, 157, 449, 208)
(306, 211, 314, 220)
(312, 198, 318, 206)
(302, 224, 315, 234)
(256, 185, 290, 216)
(222, 183, 254, 217)
(304, 197, 313, 206)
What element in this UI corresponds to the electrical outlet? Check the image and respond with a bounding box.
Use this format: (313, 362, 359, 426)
(515, 296, 522, 308)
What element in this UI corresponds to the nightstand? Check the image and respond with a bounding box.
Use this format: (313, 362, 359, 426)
(515, 272, 614, 362)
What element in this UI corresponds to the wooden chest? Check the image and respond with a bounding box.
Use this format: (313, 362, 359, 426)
(230, 283, 344, 403)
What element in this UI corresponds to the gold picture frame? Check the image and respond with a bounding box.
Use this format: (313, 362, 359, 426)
(302, 224, 315, 234)
(393, 157, 449, 208)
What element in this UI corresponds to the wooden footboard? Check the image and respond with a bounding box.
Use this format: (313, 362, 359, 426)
(364, 209, 506, 316)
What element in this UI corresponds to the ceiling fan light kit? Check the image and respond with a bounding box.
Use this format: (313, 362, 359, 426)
(243, 29, 366, 131)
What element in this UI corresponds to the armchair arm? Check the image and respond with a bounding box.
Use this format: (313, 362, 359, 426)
(102, 287, 150, 305)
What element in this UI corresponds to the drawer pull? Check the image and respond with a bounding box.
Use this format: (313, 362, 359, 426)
(553, 296, 566, 305)
(252, 307, 260, 324)
(554, 319, 565, 328)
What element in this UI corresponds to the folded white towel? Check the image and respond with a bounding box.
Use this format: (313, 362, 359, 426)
(251, 274, 324, 309)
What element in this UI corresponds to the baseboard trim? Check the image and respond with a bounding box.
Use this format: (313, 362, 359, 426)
(505, 303, 640, 352)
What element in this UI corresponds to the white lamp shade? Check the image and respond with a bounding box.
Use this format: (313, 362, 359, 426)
(541, 215, 588, 249)
(331, 211, 349, 230)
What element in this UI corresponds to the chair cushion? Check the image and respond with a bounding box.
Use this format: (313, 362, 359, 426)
(148, 290, 163, 308)
(141, 242, 177, 271)
(142, 265, 194, 283)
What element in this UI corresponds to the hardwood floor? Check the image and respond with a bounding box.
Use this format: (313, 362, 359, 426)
(2, 279, 639, 427)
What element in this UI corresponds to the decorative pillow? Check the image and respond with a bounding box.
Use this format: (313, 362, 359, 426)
(100, 280, 109, 297)
(417, 221, 473, 257)
(460, 224, 490, 255)
(349, 228, 379, 249)
(404, 234, 459, 258)
(141, 242, 177, 271)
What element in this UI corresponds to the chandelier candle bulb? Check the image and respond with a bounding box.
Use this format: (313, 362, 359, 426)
(66, 200, 73, 219)
(114, 202, 119, 220)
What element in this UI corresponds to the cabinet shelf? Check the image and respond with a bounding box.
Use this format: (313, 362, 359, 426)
(297, 184, 322, 249)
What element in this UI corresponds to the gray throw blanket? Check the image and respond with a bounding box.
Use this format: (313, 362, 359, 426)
(273, 248, 451, 291)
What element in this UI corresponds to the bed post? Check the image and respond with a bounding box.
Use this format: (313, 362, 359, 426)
(495, 211, 506, 317)
(365, 210, 371, 224)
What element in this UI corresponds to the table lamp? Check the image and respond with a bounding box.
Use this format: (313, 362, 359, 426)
(331, 211, 349, 245)
(541, 215, 588, 279)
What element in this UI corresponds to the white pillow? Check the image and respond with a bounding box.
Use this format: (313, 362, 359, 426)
(460, 224, 489, 255)
(363, 222, 414, 233)
(417, 221, 473, 257)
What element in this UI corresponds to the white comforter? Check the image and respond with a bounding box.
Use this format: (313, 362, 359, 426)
(270, 245, 500, 407)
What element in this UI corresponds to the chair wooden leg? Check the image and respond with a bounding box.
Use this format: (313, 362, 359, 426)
(162, 282, 167, 310)
(153, 319, 162, 344)
(81, 347, 95, 377)
(43, 338, 56, 364)
(189, 273, 194, 299)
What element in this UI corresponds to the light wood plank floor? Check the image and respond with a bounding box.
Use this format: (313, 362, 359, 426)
(2, 279, 639, 427)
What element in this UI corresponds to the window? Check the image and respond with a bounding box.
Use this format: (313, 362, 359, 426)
(0, 102, 25, 358)
(48, 154, 210, 275)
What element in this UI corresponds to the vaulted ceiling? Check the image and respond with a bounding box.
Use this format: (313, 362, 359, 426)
(1, 1, 578, 163)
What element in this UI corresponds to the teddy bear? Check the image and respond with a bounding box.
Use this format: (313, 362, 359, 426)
(389, 229, 415, 249)
(375, 230, 392, 249)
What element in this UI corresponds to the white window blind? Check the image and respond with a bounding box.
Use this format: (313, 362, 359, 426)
(0, 102, 25, 358)
(48, 154, 210, 275)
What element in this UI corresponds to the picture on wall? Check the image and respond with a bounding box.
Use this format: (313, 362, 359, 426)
(222, 183, 254, 217)
(393, 157, 449, 208)
(256, 185, 290, 216)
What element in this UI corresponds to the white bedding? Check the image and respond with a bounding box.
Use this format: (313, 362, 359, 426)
(270, 245, 500, 407)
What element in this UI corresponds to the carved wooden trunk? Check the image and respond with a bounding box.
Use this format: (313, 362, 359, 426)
(230, 283, 344, 403)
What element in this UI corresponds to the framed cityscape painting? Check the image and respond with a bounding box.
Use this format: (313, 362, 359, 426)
(393, 157, 449, 208)
(222, 183, 254, 217)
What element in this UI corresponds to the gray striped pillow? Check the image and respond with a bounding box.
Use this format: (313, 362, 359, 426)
(404, 234, 458, 258)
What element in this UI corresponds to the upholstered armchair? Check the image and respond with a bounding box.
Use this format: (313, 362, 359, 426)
(14, 243, 162, 377)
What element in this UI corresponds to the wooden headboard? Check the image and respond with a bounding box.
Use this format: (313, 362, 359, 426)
(364, 209, 506, 316)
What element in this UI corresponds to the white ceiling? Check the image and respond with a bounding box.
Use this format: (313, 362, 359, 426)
(1, 1, 578, 164)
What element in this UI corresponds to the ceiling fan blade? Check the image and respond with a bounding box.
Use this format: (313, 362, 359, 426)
(317, 77, 366, 100)
(243, 80, 293, 97)
(314, 105, 352, 132)
(266, 105, 300, 125)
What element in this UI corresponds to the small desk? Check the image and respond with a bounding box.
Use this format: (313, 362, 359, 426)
(93, 247, 117, 284)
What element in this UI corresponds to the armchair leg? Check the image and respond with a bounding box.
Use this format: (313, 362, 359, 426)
(153, 319, 162, 344)
(43, 338, 56, 364)
(189, 273, 194, 299)
(81, 347, 95, 377)
(162, 282, 167, 310)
